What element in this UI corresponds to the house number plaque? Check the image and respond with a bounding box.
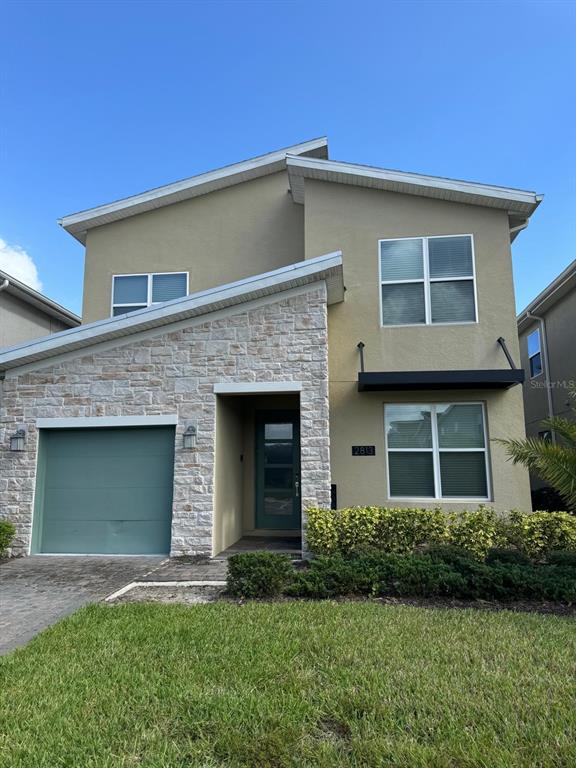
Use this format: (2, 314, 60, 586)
(351, 445, 376, 456)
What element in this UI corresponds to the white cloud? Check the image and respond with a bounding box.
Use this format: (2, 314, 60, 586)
(0, 238, 43, 292)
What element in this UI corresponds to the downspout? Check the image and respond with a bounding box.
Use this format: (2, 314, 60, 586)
(0, 278, 9, 292)
(527, 310, 555, 444)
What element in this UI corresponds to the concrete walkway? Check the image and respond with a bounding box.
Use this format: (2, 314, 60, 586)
(0, 556, 164, 655)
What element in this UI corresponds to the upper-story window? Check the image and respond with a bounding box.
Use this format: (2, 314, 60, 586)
(527, 329, 542, 378)
(379, 235, 477, 326)
(112, 272, 188, 316)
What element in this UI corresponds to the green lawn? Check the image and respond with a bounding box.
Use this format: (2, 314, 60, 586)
(1, 603, 575, 768)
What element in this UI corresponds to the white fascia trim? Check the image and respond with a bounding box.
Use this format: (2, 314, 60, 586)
(214, 382, 303, 394)
(0, 252, 342, 372)
(5, 283, 325, 377)
(287, 155, 542, 210)
(517, 259, 576, 327)
(0, 269, 81, 326)
(36, 415, 179, 428)
(59, 138, 328, 238)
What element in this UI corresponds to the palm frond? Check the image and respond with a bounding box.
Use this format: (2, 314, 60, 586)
(541, 417, 576, 447)
(496, 436, 576, 512)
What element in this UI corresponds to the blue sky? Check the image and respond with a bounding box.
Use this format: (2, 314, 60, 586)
(1, 0, 574, 316)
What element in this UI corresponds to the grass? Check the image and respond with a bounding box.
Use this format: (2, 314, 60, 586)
(1, 602, 575, 767)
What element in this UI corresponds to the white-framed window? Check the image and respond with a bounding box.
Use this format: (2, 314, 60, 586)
(384, 402, 490, 500)
(527, 329, 543, 378)
(112, 272, 189, 316)
(379, 234, 477, 326)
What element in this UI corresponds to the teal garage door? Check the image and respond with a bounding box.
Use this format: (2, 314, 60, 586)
(33, 427, 175, 555)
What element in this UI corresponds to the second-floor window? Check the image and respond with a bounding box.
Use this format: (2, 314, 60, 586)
(112, 272, 188, 316)
(527, 329, 542, 378)
(379, 234, 477, 326)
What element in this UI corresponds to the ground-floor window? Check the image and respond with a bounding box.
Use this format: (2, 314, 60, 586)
(384, 402, 489, 500)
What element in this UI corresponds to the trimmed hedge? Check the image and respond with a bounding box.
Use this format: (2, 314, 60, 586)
(285, 550, 576, 603)
(306, 506, 576, 560)
(226, 548, 576, 603)
(0, 520, 15, 557)
(227, 552, 294, 598)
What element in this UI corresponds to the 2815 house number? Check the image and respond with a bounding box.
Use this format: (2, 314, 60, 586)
(352, 445, 376, 456)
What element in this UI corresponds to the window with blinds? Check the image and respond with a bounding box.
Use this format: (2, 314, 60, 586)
(379, 235, 477, 326)
(112, 272, 188, 316)
(527, 329, 542, 378)
(385, 403, 489, 499)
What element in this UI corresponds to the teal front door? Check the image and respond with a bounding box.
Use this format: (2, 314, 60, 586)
(32, 426, 175, 554)
(255, 411, 301, 530)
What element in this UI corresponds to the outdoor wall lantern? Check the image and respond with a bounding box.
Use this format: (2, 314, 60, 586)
(9, 428, 26, 452)
(183, 424, 197, 450)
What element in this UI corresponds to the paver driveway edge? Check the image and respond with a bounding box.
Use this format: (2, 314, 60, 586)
(0, 556, 165, 655)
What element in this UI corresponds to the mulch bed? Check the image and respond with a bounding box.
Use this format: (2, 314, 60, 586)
(111, 583, 575, 616)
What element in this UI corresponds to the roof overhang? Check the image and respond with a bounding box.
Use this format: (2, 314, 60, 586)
(287, 155, 542, 241)
(59, 138, 328, 244)
(0, 270, 80, 327)
(517, 259, 576, 331)
(0, 252, 343, 374)
(358, 369, 525, 392)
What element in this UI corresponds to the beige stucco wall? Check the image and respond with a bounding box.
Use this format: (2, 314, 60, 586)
(303, 180, 530, 511)
(213, 396, 244, 555)
(82, 171, 304, 323)
(329, 383, 531, 511)
(0, 292, 71, 347)
(518, 288, 576, 491)
(519, 289, 576, 437)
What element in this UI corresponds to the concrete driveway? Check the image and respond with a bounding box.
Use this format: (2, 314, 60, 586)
(0, 556, 164, 655)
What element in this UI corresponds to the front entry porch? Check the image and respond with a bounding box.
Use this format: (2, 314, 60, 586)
(215, 534, 302, 558)
(213, 392, 303, 556)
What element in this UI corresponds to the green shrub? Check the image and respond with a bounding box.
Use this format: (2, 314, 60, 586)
(287, 552, 466, 599)
(485, 548, 532, 566)
(446, 506, 503, 559)
(424, 544, 476, 569)
(306, 506, 576, 561)
(547, 550, 576, 568)
(0, 520, 15, 557)
(504, 511, 576, 558)
(305, 506, 447, 555)
(226, 552, 294, 598)
(291, 551, 576, 603)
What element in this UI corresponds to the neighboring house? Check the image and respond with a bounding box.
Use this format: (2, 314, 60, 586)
(517, 259, 576, 504)
(0, 137, 542, 558)
(0, 268, 80, 347)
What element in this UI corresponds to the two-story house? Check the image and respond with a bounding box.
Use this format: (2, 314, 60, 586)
(0, 267, 80, 347)
(0, 138, 541, 557)
(517, 259, 576, 506)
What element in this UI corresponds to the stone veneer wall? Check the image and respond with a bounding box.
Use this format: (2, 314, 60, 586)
(0, 284, 331, 556)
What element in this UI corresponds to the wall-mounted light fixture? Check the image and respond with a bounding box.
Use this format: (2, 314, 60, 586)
(9, 428, 26, 452)
(183, 424, 197, 450)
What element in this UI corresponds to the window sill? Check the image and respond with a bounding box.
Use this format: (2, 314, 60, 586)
(380, 321, 478, 329)
(388, 497, 492, 504)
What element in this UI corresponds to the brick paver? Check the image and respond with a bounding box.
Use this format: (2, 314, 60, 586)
(0, 556, 164, 654)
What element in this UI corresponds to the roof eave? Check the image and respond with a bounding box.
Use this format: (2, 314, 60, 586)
(517, 260, 576, 328)
(59, 137, 329, 244)
(0, 252, 343, 373)
(287, 155, 542, 219)
(0, 270, 81, 326)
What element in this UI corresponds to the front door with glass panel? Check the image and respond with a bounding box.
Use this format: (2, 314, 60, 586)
(255, 411, 301, 530)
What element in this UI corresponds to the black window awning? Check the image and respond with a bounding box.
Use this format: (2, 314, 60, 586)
(358, 369, 525, 392)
